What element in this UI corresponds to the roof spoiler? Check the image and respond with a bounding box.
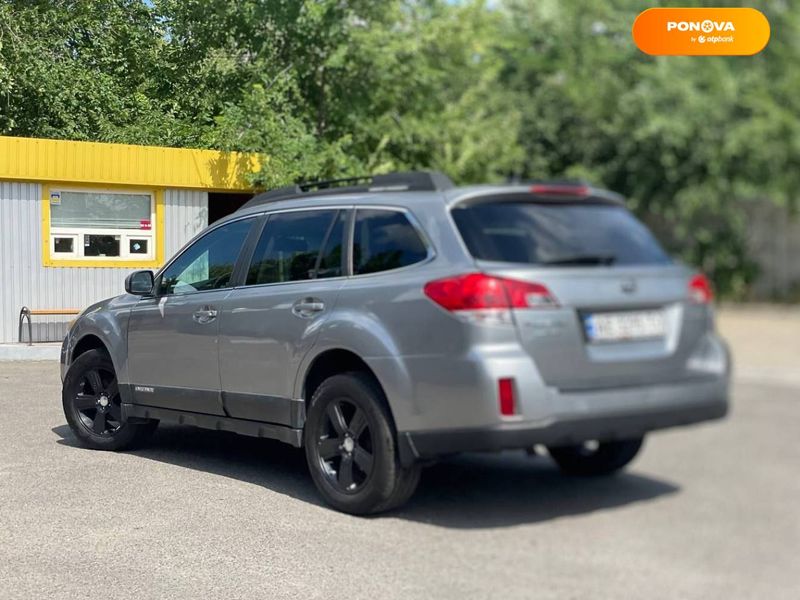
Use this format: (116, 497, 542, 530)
(506, 177, 625, 204)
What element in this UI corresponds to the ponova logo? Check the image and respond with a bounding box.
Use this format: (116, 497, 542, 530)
(666, 20, 735, 33)
(633, 8, 770, 56)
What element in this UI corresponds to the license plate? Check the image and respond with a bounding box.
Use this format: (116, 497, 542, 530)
(583, 309, 666, 342)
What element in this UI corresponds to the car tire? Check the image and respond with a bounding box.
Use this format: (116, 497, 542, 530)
(304, 372, 421, 515)
(62, 349, 158, 451)
(548, 436, 644, 476)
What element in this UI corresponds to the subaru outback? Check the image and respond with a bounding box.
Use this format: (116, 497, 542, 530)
(60, 172, 730, 514)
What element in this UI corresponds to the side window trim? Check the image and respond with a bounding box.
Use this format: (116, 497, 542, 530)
(312, 209, 342, 278)
(343, 207, 355, 277)
(348, 206, 435, 277)
(230, 213, 269, 287)
(153, 215, 258, 297)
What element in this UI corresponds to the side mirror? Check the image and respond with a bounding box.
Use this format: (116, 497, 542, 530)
(125, 270, 155, 296)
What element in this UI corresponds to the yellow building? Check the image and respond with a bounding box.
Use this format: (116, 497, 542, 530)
(0, 135, 260, 343)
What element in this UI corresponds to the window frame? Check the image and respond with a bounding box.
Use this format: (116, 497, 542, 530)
(51, 233, 79, 259)
(149, 203, 434, 295)
(348, 205, 435, 278)
(244, 206, 354, 288)
(153, 213, 260, 297)
(235, 207, 352, 290)
(42, 183, 165, 268)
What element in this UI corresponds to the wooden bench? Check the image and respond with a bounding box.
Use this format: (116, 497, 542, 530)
(18, 307, 81, 346)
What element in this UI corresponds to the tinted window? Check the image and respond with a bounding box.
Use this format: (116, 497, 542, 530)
(353, 210, 428, 275)
(160, 218, 254, 295)
(246, 210, 342, 285)
(317, 211, 346, 279)
(451, 202, 670, 266)
(84, 234, 120, 257)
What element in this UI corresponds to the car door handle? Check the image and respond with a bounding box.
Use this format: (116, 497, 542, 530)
(292, 298, 325, 318)
(193, 307, 218, 324)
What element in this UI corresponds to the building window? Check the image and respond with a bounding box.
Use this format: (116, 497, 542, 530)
(129, 238, 149, 255)
(53, 235, 77, 256)
(46, 188, 159, 266)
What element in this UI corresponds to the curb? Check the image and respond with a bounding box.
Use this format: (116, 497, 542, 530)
(0, 344, 61, 361)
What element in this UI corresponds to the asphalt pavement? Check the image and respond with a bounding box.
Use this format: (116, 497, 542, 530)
(0, 308, 798, 599)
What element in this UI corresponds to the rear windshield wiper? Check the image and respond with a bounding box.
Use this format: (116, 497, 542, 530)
(539, 254, 617, 266)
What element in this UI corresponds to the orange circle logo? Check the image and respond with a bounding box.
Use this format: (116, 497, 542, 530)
(632, 8, 770, 56)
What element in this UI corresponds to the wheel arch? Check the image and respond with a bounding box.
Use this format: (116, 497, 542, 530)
(304, 344, 417, 417)
(295, 305, 421, 428)
(67, 307, 132, 403)
(72, 334, 109, 361)
(66, 331, 135, 405)
(298, 347, 418, 466)
(301, 348, 384, 406)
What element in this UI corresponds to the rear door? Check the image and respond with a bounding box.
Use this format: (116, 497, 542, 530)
(218, 208, 347, 423)
(451, 198, 709, 390)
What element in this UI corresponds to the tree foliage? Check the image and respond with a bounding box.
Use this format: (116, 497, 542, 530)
(1, 0, 798, 297)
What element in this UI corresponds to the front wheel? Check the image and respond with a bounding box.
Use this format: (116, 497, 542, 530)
(304, 372, 420, 515)
(62, 349, 158, 451)
(548, 436, 644, 476)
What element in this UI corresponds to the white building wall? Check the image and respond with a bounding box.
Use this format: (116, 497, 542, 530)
(0, 182, 207, 343)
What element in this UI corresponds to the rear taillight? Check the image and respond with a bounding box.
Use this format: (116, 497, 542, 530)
(423, 273, 558, 318)
(688, 274, 713, 304)
(502, 277, 558, 308)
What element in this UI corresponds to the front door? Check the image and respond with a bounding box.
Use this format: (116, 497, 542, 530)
(219, 209, 348, 423)
(127, 216, 257, 414)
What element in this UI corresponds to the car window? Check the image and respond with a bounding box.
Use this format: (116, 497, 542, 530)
(451, 201, 671, 266)
(353, 209, 428, 275)
(316, 211, 346, 279)
(246, 210, 342, 285)
(159, 218, 255, 295)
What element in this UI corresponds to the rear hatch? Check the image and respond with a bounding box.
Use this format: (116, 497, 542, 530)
(451, 191, 711, 390)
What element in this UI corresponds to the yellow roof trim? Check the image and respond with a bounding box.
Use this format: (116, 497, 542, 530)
(0, 135, 261, 191)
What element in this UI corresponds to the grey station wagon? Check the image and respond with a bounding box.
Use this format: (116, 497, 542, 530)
(60, 172, 730, 514)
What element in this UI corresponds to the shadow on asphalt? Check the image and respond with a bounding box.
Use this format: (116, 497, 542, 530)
(52, 423, 679, 529)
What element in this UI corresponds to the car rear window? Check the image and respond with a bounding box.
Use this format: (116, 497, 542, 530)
(451, 201, 670, 266)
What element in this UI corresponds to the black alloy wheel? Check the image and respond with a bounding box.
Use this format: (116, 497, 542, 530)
(62, 349, 158, 451)
(304, 372, 421, 515)
(316, 397, 375, 493)
(72, 366, 123, 436)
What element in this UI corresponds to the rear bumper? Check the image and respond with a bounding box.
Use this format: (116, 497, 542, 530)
(400, 396, 727, 462)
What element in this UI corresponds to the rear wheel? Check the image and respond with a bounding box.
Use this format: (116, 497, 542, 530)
(62, 349, 157, 451)
(548, 436, 644, 476)
(304, 372, 420, 515)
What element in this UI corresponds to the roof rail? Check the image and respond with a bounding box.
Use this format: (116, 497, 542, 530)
(240, 171, 454, 210)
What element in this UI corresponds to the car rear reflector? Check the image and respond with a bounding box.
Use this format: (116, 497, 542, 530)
(498, 378, 516, 416)
(529, 183, 590, 197)
(688, 273, 714, 304)
(423, 273, 558, 311)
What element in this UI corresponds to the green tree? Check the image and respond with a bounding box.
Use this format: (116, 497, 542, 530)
(182, 0, 524, 186)
(1, 0, 798, 297)
(497, 0, 800, 297)
(0, 0, 179, 143)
